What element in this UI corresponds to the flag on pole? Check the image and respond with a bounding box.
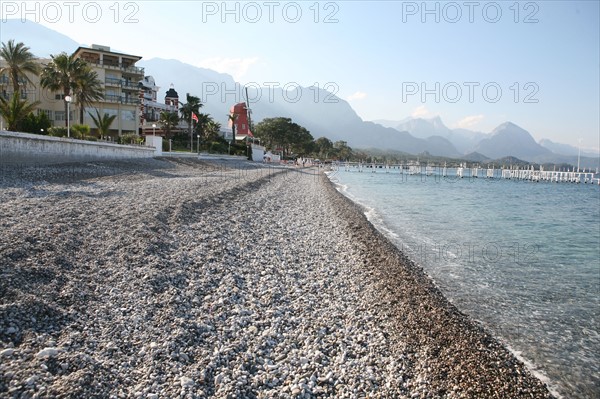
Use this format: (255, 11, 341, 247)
(192, 112, 198, 123)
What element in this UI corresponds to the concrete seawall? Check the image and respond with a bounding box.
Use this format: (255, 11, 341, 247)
(0, 131, 156, 165)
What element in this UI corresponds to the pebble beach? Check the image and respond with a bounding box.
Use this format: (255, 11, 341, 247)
(0, 157, 555, 398)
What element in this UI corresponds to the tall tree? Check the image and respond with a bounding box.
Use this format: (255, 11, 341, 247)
(314, 137, 334, 158)
(74, 66, 103, 124)
(0, 93, 40, 131)
(227, 113, 238, 142)
(289, 124, 314, 155)
(253, 117, 314, 157)
(333, 140, 353, 160)
(204, 119, 222, 141)
(159, 111, 179, 139)
(40, 52, 87, 127)
(0, 40, 40, 96)
(193, 112, 211, 139)
(89, 109, 116, 140)
(179, 93, 203, 132)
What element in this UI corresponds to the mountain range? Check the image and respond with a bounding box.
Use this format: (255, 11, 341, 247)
(2, 19, 599, 168)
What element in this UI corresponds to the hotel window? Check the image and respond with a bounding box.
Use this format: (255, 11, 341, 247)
(55, 111, 74, 121)
(38, 109, 53, 119)
(103, 108, 118, 117)
(121, 110, 135, 121)
(106, 90, 119, 99)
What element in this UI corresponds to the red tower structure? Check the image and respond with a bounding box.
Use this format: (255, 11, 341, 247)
(229, 102, 253, 140)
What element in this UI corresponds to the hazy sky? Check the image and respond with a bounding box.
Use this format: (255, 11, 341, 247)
(3, 1, 599, 149)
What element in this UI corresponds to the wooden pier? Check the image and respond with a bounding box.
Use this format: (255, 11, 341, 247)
(336, 162, 599, 184)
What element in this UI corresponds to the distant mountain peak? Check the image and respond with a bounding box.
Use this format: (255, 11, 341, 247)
(492, 121, 524, 133)
(462, 152, 491, 162)
(475, 122, 550, 160)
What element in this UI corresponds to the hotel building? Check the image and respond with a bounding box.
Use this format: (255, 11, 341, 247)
(1, 44, 182, 136)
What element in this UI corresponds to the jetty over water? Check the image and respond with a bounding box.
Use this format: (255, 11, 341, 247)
(335, 162, 600, 184)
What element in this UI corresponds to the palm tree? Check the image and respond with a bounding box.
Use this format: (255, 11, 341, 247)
(89, 109, 116, 140)
(205, 120, 222, 140)
(74, 66, 103, 124)
(0, 92, 40, 131)
(193, 112, 210, 134)
(159, 111, 179, 139)
(0, 40, 40, 96)
(179, 93, 203, 133)
(228, 113, 238, 141)
(40, 52, 87, 127)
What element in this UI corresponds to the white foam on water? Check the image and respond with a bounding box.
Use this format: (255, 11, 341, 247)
(503, 343, 564, 399)
(327, 171, 400, 241)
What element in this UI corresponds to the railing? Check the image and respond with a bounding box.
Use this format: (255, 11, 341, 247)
(143, 113, 160, 122)
(104, 94, 122, 103)
(105, 78, 141, 91)
(93, 61, 120, 70)
(122, 65, 144, 75)
(88, 62, 144, 76)
(121, 81, 140, 89)
(103, 94, 140, 105)
(105, 77, 121, 86)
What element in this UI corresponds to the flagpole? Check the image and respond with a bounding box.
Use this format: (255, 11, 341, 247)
(190, 112, 193, 153)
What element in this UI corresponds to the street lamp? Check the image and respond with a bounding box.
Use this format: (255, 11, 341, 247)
(152, 123, 156, 136)
(65, 95, 72, 138)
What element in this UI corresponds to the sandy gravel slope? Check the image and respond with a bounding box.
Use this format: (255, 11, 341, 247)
(0, 158, 553, 398)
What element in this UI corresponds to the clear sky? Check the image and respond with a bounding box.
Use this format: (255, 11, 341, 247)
(3, 1, 599, 150)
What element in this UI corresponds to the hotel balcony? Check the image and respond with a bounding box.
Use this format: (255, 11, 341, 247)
(122, 97, 139, 105)
(121, 81, 140, 91)
(88, 61, 144, 77)
(103, 94, 139, 105)
(104, 94, 122, 103)
(105, 77, 122, 87)
(144, 112, 160, 122)
(121, 65, 144, 77)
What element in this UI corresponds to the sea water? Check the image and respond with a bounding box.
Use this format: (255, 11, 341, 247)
(328, 167, 599, 398)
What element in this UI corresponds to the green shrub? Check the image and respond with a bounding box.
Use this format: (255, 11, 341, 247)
(47, 126, 68, 137)
(21, 112, 52, 135)
(119, 133, 143, 145)
(209, 141, 228, 153)
(70, 124, 90, 140)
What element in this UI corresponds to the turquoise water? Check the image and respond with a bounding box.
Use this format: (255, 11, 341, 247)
(329, 168, 600, 398)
